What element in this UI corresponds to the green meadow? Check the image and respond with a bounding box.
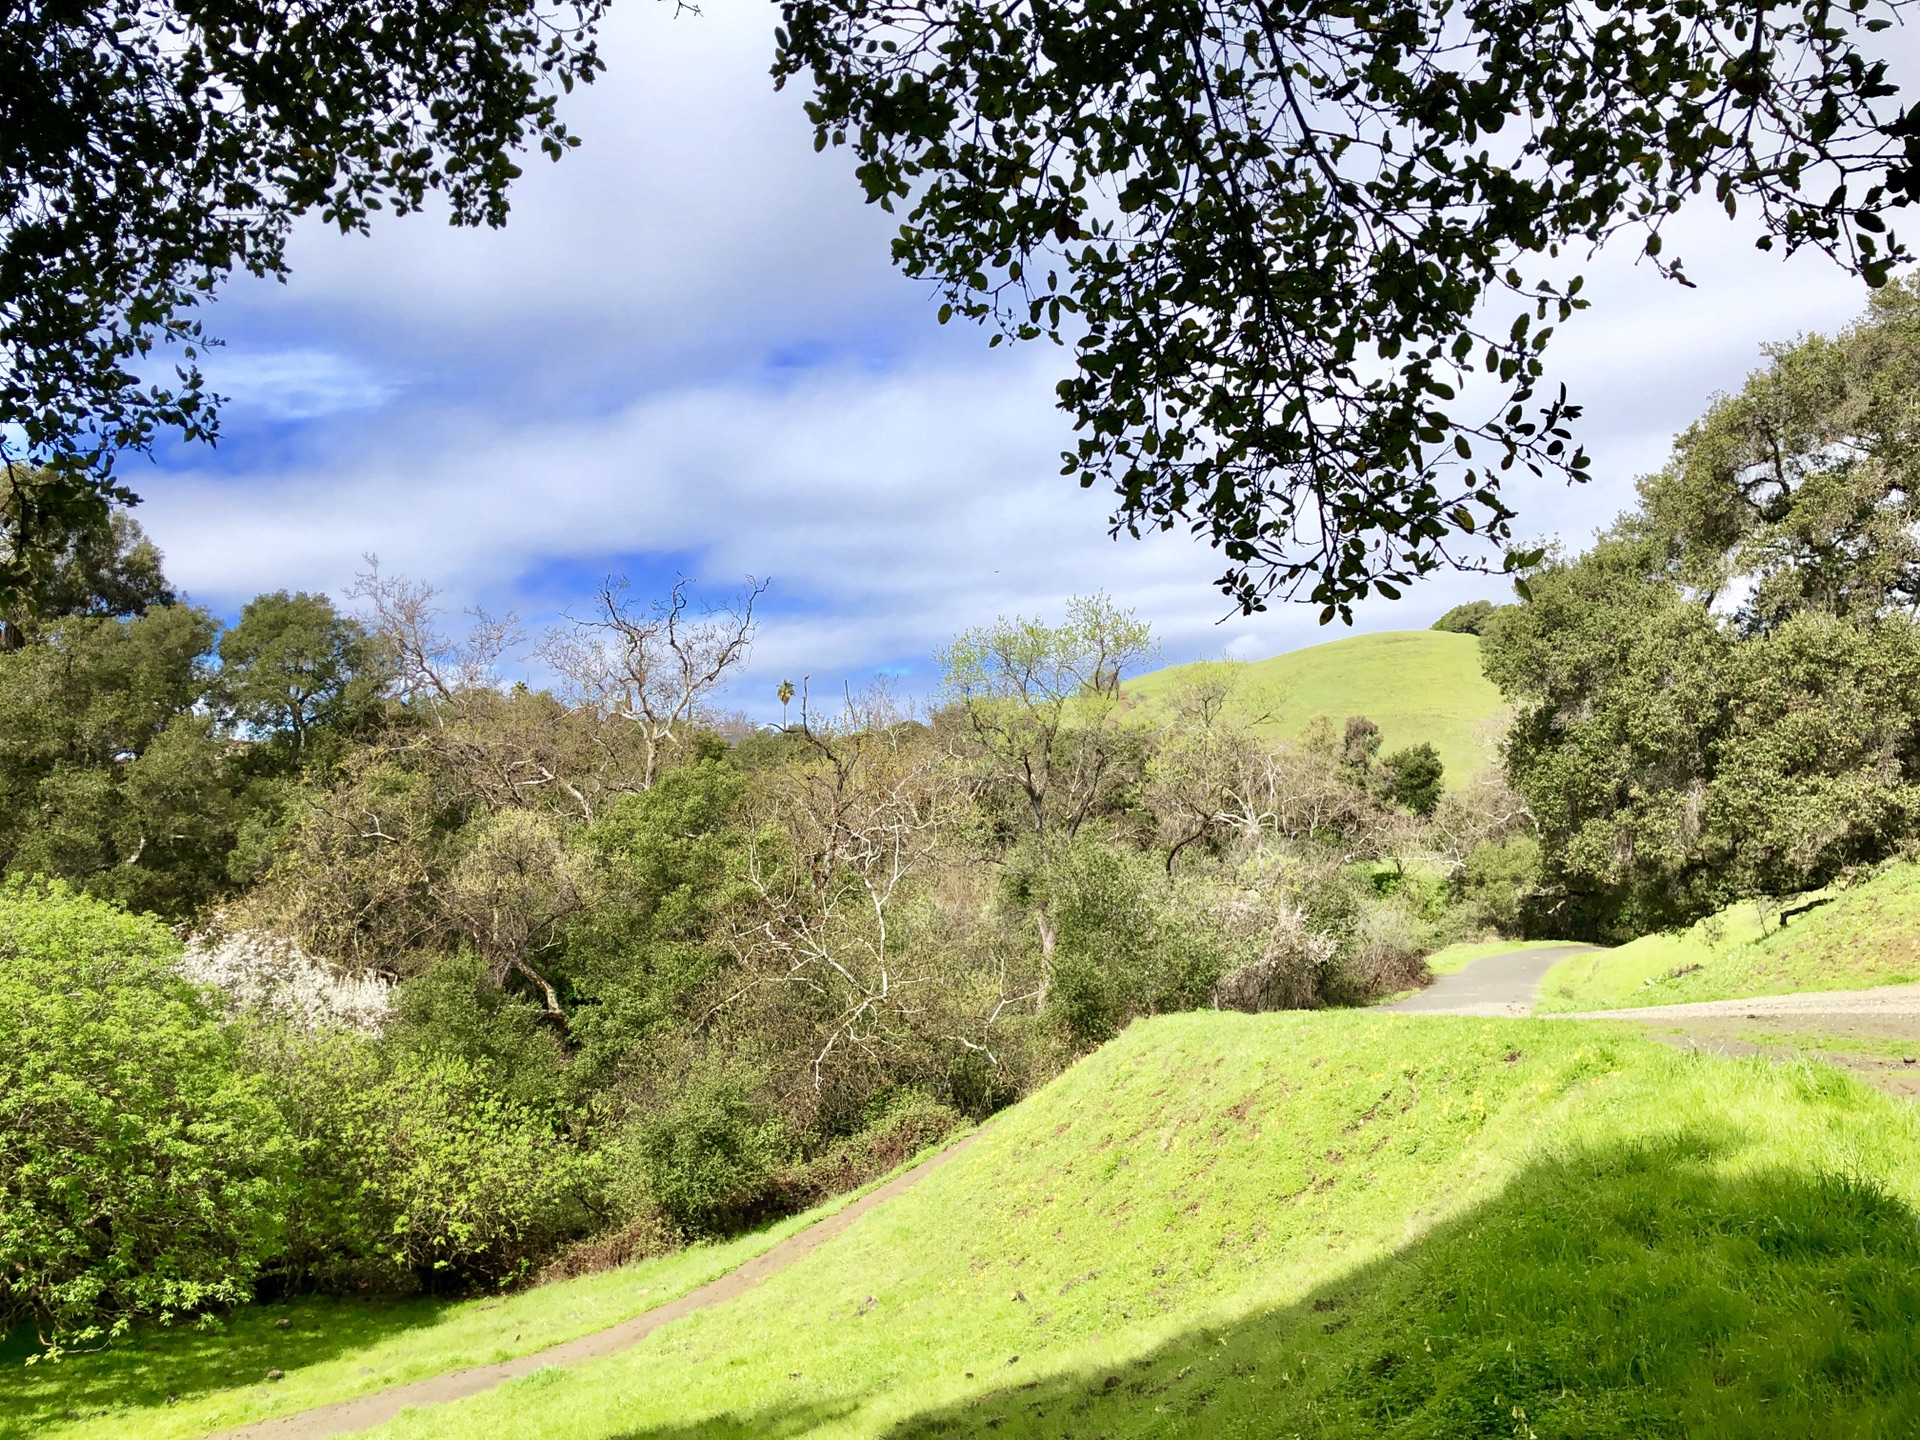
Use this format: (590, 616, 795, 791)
(2, 1202, 861, 1440)
(1123, 630, 1507, 783)
(27, 1009, 1920, 1440)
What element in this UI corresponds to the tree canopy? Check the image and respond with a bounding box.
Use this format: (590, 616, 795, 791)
(1485, 278, 1920, 937)
(0, 0, 607, 601)
(776, 0, 1920, 615)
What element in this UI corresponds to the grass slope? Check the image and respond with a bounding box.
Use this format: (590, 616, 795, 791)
(1124, 630, 1507, 783)
(1536, 862, 1920, 1013)
(155, 1010, 1920, 1440)
(2, 1191, 892, 1440)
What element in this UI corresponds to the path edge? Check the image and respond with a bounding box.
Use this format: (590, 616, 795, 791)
(212, 1127, 986, 1440)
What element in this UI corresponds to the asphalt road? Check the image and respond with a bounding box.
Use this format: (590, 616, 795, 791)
(1383, 945, 1602, 1017)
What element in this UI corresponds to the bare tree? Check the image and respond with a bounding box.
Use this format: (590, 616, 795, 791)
(1218, 727, 1383, 862)
(1142, 663, 1272, 874)
(348, 556, 518, 704)
(440, 808, 591, 1020)
(1425, 771, 1536, 878)
(542, 575, 767, 790)
(716, 684, 959, 1088)
(349, 559, 658, 824)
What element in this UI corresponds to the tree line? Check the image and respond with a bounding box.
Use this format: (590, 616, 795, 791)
(0, 523, 1524, 1351)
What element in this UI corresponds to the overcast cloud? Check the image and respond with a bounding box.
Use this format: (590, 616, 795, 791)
(130, 0, 1903, 715)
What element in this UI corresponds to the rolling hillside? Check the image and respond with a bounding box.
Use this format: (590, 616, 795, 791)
(28, 1010, 1920, 1439)
(1124, 629, 1508, 782)
(1535, 861, 1920, 1014)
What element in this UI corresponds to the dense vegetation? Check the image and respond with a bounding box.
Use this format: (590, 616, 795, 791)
(1484, 276, 1920, 940)
(0, 526, 1532, 1348)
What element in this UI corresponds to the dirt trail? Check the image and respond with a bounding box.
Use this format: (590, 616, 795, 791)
(216, 1129, 984, 1440)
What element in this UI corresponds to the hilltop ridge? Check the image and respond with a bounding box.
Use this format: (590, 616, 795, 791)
(1124, 628, 1507, 782)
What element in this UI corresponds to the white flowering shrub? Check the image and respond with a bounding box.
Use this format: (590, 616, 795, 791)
(179, 921, 391, 1033)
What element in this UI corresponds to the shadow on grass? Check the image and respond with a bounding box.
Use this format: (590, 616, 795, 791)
(0, 1292, 456, 1440)
(853, 1129, 1920, 1440)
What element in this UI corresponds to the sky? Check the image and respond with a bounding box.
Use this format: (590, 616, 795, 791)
(129, 0, 1901, 717)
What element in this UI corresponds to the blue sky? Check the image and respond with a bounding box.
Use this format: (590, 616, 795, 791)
(130, 0, 1905, 717)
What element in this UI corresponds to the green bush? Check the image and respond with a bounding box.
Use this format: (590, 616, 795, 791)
(0, 879, 293, 1349)
(622, 1069, 789, 1237)
(1458, 835, 1543, 935)
(1383, 741, 1445, 815)
(1040, 839, 1225, 1047)
(259, 1031, 603, 1293)
(387, 950, 572, 1109)
(766, 1091, 965, 1210)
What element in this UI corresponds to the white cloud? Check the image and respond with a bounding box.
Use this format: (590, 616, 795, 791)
(204, 348, 396, 421)
(130, 0, 1917, 718)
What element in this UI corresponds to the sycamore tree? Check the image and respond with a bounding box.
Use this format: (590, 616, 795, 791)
(777, 0, 1920, 615)
(1485, 278, 1920, 937)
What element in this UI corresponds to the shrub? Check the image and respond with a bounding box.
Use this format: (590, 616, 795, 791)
(1041, 839, 1226, 1048)
(1458, 835, 1543, 935)
(259, 1030, 603, 1293)
(766, 1091, 966, 1210)
(1207, 888, 1342, 1012)
(387, 950, 572, 1109)
(620, 1069, 789, 1237)
(0, 879, 293, 1349)
(1383, 742, 1445, 815)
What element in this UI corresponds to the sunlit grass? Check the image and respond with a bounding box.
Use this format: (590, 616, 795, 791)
(1536, 862, 1920, 1013)
(308, 1010, 1920, 1440)
(8, 1194, 868, 1440)
(1124, 630, 1506, 784)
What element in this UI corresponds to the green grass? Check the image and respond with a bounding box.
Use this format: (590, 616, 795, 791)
(3, 1191, 887, 1440)
(1535, 862, 1920, 1013)
(1124, 630, 1507, 783)
(152, 1009, 1920, 1440)
(1420, 938, 1577, 977)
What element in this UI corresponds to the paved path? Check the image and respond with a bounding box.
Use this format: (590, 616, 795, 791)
(1557, 983, 1920, 1023)
(217, 1130, 984, 1440)
(1384, 945, 1601, 1016)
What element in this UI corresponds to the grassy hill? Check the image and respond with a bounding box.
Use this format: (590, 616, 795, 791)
(1535, 862, 1920, 1014)
(26, 1009, 1920, 1439)
(1124, 629, 1507, 783)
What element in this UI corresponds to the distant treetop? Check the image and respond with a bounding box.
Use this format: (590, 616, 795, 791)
(1431, 602, 1500, 637)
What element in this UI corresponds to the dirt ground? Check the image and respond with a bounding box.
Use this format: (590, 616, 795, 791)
(1598, 1012, 1920, 1099)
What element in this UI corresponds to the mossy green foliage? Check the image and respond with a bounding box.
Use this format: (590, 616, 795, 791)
(1124, 631, 1506, 784)
(1535, 862, 1920, 1013)
(63, 1009, 1902, 1440)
